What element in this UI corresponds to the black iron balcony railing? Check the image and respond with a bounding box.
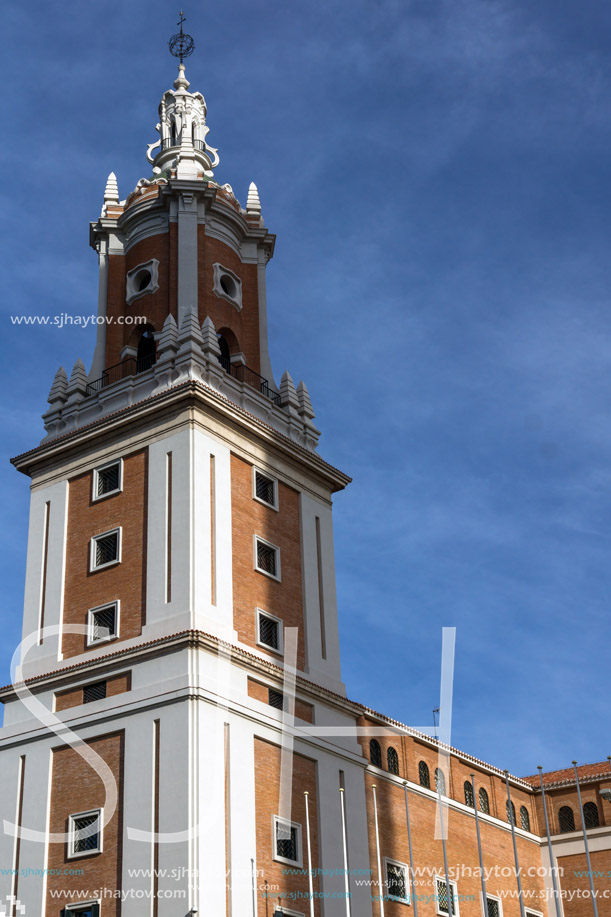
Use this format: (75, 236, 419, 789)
(85, 351, 280, 406)
(86, 354, 156, 396)
(218, 356, 281, 406)
(160, 138, 207, 152)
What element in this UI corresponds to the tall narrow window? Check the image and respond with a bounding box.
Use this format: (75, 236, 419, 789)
(464, 781, 474, 808)
(419, 761, 430, 789)
(506, 800, 516, 826)
(558, 806, 575, 833)
(486, 897, 501, 917)
(479, 787, 490, 814)
(435, 767, 446, 796)
(583, 802, 600, 829)
(369, 740, 382, 768)
(387, 747, 399, 776)
(137, 330, 156, 372)
(519, 806, 531, 832)
(436, 877, 457, 916)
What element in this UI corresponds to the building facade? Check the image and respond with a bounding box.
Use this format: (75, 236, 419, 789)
(0, 50, 609, 917)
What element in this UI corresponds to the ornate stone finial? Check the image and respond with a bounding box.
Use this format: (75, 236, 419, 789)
(66, 359, 89, 402)
(279, 371, 300, 411)
(157, 313, 179, 359)
(296, 380, 315, 420)
(246, 182, 261, 214)
(201, 317, 221, 357)
(103, 172, 119, 204)
(47, 367, 68, 405)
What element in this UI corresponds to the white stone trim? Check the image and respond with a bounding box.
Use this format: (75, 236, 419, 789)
(89, 527, 122, 572)
(254, 535, 281, 581)
(384, 856, 411, 905)
(86, 600, 120, 647)
(252, 465, 279, 511)
(91, 457, 123, 502)
(256, 607, 284, 656)
(272, 814, 303, 867)
(212, 262, 243, 311)
(125, 258, 159, 305)
(67, 808, 103, 858)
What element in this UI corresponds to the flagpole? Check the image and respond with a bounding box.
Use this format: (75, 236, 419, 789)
(304, 791, 315, 917)
(372, 784, 386, 917)
(503, 771, 526, 917)
(339, 788, 352, 917)
(403, 782, 418, 917)
(470, 774, 488, 917)
(537, 766, 562, 917)
(437, 777, 454, 917)
(572, 761, 599, 917)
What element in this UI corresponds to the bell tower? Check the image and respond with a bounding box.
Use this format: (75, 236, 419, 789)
(0, 20, 376, 917)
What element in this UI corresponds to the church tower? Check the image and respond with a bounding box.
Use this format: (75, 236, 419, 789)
(0, 24, 376, 917)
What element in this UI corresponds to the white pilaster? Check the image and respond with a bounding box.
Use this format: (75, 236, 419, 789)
(88, 238, 109, 382)
(257, 250, 277, 390)
(177, 189, 199, 325)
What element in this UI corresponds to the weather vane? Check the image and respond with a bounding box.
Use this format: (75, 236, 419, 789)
(169, 10, 195, 65)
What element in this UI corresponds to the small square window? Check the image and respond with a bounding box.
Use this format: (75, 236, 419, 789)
(68, 810, 102, 858)
(255, 537, 280, 580)
(90, 529, 121, 571)
(273, 816, 302, 866)
(268, 689, 285, 710)
(386, 859, 409, 903)
(83, 681, 107, 704)
(87, 603, 119, 646)
(93, 460, 122, 500)
(253, 468, 278, 509)
(65, 903, 100, 917)
(257, 609, 283, 654)
(436, 878, 458, 917)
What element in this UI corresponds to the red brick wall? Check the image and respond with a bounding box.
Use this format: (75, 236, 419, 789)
(46, 731, 124, 916)
(231, 454, 305, 669)
(62, 450, 148, 658)
(254, 738, 321, 916)
(556, 850, 611, 917)
(247, 678, 314, 723)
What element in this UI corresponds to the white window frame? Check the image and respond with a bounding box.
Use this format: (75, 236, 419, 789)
(90, 527, 122, 572)
(272, 909, 305, 917)
(254, 535, 281, 582)
(272, 815, 302, 867)
(212, 262, 243, 311)
(525, 911, 544, 917)
(68, 808, 103, 859)
(435, 875, 459, 917)
(384, 857, 411, 905)
(64, 901, 101, 917)
(125, 258, 159, 305)
(92, 458, 123, 502)
(482, 893, 503, 917)
(252, 466, 279, 511)
(87, 601, 120, 647)
(256, 608, 284, 655)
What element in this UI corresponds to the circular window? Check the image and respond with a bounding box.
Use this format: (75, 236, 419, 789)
(220, 273, 237, 298)
(137, 270, 152, 293)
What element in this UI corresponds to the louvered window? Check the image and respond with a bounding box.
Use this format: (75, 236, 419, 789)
(70, 810, 101, 855)
(387, 861, 408, 901)
(274, 818, 300, 863)
(94, 460, 121, 498)
(419, 760, 430, 788)
(269, 689, 284, 710)
(436, 878, 456, 915)
(464, 781, 474, 808)
(89, 604, 117, 644)
(258, 612, 280, 651)
(255, 470, 276, 507)
(255, 538, 279, 578)
(83, 681, 107, 704)
(479, 787, 490, 814)
(92, 530, 120, 569)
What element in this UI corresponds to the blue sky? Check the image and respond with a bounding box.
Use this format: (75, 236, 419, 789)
(2, 0, 611, 777)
